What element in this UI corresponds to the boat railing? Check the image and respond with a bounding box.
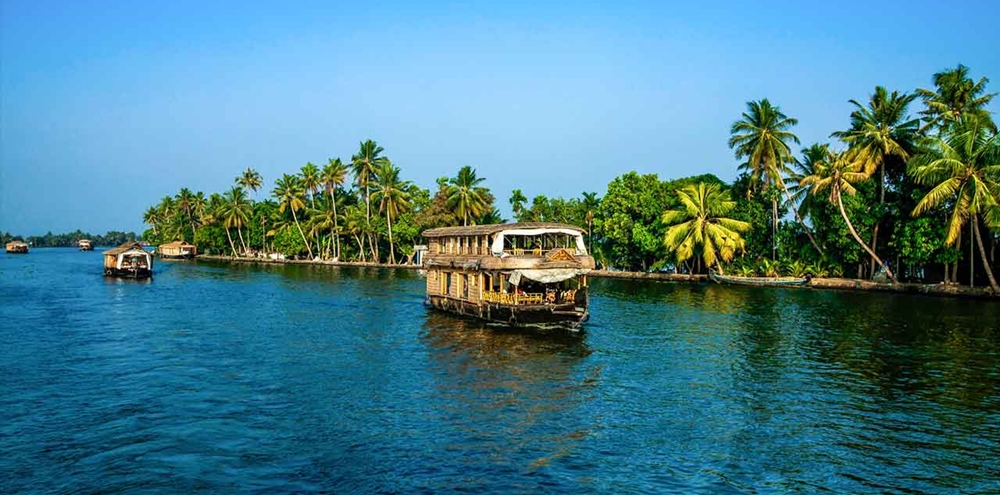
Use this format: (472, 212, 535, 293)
(482, 290, 545, 305)
(503, 248, 544, 257)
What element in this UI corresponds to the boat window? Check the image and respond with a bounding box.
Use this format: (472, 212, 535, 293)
(462, 274, 469, 299)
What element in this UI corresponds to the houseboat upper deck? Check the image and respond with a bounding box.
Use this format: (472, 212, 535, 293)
(6, 241, 29, 254)
(421, 222, 594, 329)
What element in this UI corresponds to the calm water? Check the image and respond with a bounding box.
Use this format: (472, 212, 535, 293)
(2, 249, 999, 494)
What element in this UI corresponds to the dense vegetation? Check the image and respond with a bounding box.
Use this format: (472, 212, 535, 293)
(141, 65, 999, 291)
(1, 230, 139, 248)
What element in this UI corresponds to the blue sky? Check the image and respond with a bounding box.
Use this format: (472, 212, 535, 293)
(2, 1, 998, 235)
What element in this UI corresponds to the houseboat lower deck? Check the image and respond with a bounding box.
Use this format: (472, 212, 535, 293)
(422, 223, 594, 330)
(103, 242, 154, 278)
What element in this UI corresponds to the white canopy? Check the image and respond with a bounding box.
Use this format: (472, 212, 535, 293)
(508, 268, 590, 286)
(116, 249, 151, 269)
(490, 228, 587, 257)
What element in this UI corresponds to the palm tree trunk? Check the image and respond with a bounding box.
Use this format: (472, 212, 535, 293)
(237, 226, 248, 255)
(869, 224, 880, 279)
(225, 228, 237, 256)
(354, 234, 364, 262)
(290, 208, 314, 259)
(387, 211, 395, 265)
(969, 220, 975, 288)
(779, 183, 824, 256)
(972, 218, 998, 292)
(836, 188, 897, 283)
(771, 197, 778, 259)
(329, 188, 340, 260)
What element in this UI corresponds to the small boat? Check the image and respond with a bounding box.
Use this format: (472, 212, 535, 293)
(78, 239, 94, 251)
(422, 222, 593, 330)
(158, 241, 197, 259)
(103, 242, 153, 278)
(710, 271, 810, 287)
(5, 241, 29, 254)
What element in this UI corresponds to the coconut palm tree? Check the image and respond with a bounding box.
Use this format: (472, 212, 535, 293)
(916, 64, 997, 134)
(272, 174, 314, 259)
(372, 161, 411, 264)
(340, 205, 368, 262)
(236, 168, 263, 197)
(581, 191, 600, 253)
(509, 189, 528, 221)
(143, 207, 160, 236)
(175, 188, 198, 240)
(799, 149, 899, 283)
(321, 158, 348, 260)
(787, 144, 830, 223)
(909, 115, 1000, 292)
(351, 140, 387, 256)
(728, 99, 823, 257)
(307, 200, 338, 259)
(221, 186, 253, 256)
(662, 182, 750, 274)
(447, 166, 489, 226)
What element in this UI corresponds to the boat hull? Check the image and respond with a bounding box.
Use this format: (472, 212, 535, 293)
(79, 247, 94, 251)
(105, 268, 152, 279)
(426, 295, 588, 330)
(159, 253, 195, 260)
(710, 272, 809, 287)
(6, 249, 28, 254)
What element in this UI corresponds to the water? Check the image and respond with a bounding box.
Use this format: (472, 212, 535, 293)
(2, 248, 999, 494)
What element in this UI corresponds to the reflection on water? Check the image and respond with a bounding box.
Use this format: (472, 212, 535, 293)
(1, 250, 999, 494)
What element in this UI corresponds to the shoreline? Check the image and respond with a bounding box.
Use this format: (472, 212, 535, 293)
(194, 255, 997, 300)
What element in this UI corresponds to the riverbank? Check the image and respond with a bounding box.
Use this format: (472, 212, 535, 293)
(195, 254, 998, 299)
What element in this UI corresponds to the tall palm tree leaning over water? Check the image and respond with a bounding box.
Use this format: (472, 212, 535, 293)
(321, 158, 348, 260)
(799, 149, 899, 283)
(372, 161, 411, 264)
(662, 182, 750, 274)
(272, 174, 314, 260)
(909, 115, 1000, 292)
(728, 99, 824, 258)
(447, 166, 489, 226)
(830, 86, 919, 276)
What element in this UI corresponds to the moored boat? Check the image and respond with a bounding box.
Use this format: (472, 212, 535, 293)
(158, 240, 197, 259)
(78, 239, 94, 251)
(422, 222, 593, 330)
(710, 271, 810, 287)
(5, 241, 29, 254)
(103, 242, 153, 278)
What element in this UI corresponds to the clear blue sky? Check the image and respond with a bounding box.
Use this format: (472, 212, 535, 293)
(2, 1, 998, 235)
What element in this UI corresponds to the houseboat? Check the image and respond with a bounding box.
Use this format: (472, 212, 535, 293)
(5, 241, 29, 254)
(421, 222, 594, 330)
(158, 240, 197, 259)
(78, 239, 94, 251)
(103, 242, 153, 278)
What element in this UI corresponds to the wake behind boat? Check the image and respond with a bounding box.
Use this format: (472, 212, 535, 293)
(710, 271, 810, 287)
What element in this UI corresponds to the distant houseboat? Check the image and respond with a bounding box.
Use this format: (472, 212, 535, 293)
(78, 239, 94, 251)
(5, 241, 29, 254)
(421, 222, 594, 330)
(158, 241, 197, 259)
(103, 242, 153, 278)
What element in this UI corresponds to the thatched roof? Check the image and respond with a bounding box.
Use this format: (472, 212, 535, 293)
(103, 242, 146, 256)
(6, 241, 28, 248)
(422, 222, 584, 238)
(160, 241, 195, 248)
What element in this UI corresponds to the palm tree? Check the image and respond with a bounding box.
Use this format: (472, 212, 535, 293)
(916, 64, 997, 134)
(799, 149, 899, 283)
(830, 86, 918, 276)
(321, 158, 348, 260)
(157, 196, 180, 241)
(236, 168, 263, 197)
(221, 187, 253, 256)
(143, 207, 160, 236)
(307, 200, 338, 259)
(581, 191, 600, 253)
(909, 116, 1000, 292)
(510, 189, 528, 221)
(272, 174, 314, 259)
(728, 99, 823, 257)
(175, 188, 197, 240)
(372, 161, 412, 264)
(340, 205, 368, 262)
(446, 166, 489, 226)
(662, 183, 750, 274)
(787, 144, 830, 223)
